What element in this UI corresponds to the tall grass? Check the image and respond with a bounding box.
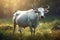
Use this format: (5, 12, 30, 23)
(0, 15, 60, 40)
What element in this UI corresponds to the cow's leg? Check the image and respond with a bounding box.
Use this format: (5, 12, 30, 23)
(32, 25, 36, 35)
(18, 26, 23, 40)
(34, 27, 36, 34)
(13, 23, 16, 35)
(33, 22, 37, 35)
(30, 26, 33, 35)
(18, 26, 22, 38)
(29, 22, 33, 35)
(18, 26, 22, 36)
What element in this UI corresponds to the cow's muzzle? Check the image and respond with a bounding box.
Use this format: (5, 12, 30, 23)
(41, 16, 45, 19)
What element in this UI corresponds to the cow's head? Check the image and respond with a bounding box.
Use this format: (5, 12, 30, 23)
(37, 5, 49, 19)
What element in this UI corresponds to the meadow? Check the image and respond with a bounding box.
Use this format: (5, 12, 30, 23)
(0, 15, 60, 40)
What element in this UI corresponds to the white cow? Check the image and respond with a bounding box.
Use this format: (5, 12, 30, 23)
(13, 7, 48, 35)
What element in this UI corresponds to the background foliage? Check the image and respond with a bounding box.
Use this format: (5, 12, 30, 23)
(0, 0, 60, 18)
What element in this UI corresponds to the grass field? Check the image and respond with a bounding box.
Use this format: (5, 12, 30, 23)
(0, 15, 60, 40)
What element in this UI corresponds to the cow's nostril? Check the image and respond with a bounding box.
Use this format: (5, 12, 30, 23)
(41, 16, 44, 19)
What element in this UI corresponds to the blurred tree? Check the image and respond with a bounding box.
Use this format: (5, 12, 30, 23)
(0, 0, 60, 18)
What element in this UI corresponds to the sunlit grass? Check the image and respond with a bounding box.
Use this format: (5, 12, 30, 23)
(0, 16, 60, 40)
(0, 18, 12, 25)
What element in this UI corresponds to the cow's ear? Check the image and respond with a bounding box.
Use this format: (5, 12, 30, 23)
(34, 8, 38, 13)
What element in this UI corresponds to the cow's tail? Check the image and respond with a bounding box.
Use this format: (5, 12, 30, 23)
(13, 15, 16, 35)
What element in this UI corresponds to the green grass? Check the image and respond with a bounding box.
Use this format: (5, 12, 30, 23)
(0, 15, 60, 40)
